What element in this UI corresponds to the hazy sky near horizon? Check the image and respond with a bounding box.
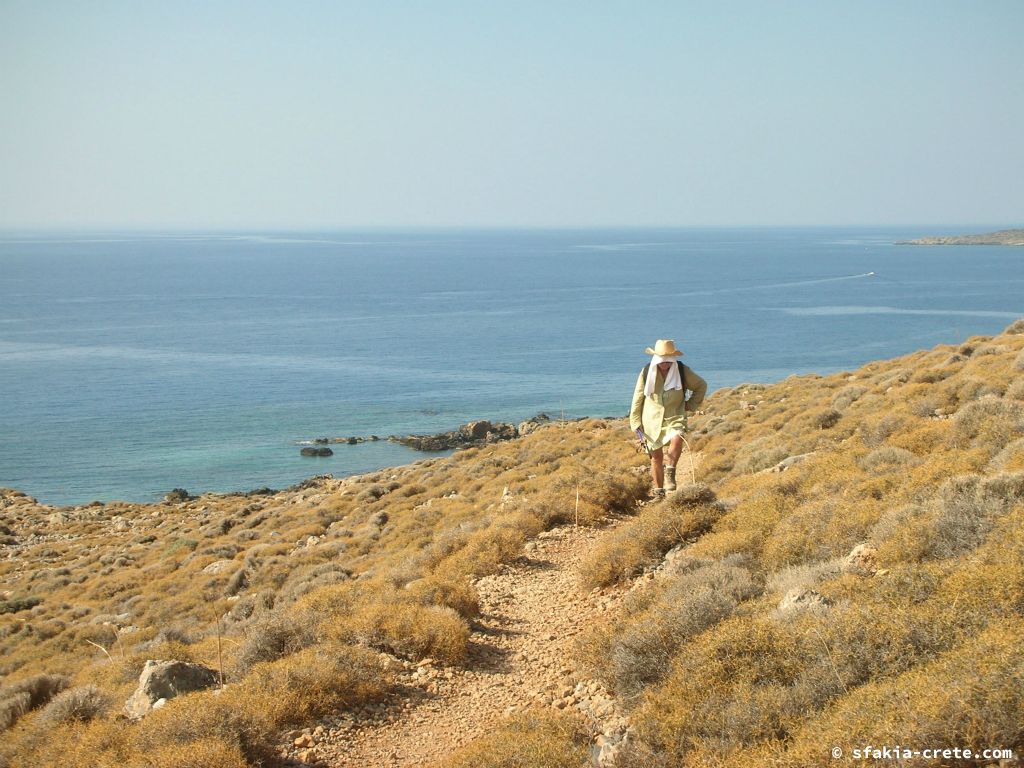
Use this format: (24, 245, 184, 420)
(1, 1, 1022, 229)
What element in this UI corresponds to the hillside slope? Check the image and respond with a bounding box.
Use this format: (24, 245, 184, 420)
(3, 320, 1024, 767)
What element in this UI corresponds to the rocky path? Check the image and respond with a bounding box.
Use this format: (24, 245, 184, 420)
(287, 522, 632, 768)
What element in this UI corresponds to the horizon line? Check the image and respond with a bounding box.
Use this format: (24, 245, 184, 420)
(0, 222, 1020, 235)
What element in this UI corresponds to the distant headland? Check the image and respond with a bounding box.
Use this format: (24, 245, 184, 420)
(897, 228, 1024, 246)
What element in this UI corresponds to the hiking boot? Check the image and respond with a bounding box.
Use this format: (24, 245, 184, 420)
(651, 487, 666, 500)
(665, 466, 677, 492)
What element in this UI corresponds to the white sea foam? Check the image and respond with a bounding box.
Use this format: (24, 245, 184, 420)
(774, 306, 1021, 318)
(570, 242, 672, 251)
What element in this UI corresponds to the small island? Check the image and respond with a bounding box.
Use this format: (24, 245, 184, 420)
(897, 228, 1024, 246)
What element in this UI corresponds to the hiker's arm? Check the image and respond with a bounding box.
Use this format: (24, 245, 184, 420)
(684, 368, 707, 412)
(629, 371, 645, 431)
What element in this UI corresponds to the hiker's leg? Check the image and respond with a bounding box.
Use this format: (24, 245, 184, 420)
(664, 434, 683, 491)
(650, 447, 664, 488)
(666, 434, 683, 468)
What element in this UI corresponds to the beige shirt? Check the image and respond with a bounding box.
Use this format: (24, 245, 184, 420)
(629, 363, 707, 446)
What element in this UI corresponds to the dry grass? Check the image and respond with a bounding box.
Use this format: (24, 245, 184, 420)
(0, 673, 69, 730)
(35, 684, 111, 725)
(433, 710, 590, 768)
(580, 556, 763, 699)
(577, 485, 723, 589)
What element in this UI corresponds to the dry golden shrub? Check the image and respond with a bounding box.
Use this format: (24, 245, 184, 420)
(436, 510, 543, 578)
(124, 737, 250, 768)
(533, 468, 648, 527)
(630, 591, 968, 766)
(433, 710, 590, 768)
(775, 619, 1024, 767)
(990, 438, 1024, 473)
(234, 607, 316, 673)
(831, 384, 867, 411)
(405, 574, 480, 619)
(935, 503, 1024, 618)
(0, 672, 69, 730)
(952, 395, 1024, 454)
(580, 556, 763, 699)
(1006, 318, 1024, 335)
(338, 601, 469, 664)
(684, 487, 790, 561)
(1004, 376, 1024, 400)
(0, 717, 132, 768)
(129, 688, 273, 766)
(577, 486, 722, 589)
(872, 473, 1024, 563)
(35, 684, 111, 726)
(732, 436, 789, 475)
(859, 445, 919, 473)
(233, 644, 391, 728)
(631, 617, 803, 760)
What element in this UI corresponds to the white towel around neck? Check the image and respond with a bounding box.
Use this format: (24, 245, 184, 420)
(645, 355, 683, 397)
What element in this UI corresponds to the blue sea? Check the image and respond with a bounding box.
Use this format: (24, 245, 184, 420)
(2, 227, 1022, 506)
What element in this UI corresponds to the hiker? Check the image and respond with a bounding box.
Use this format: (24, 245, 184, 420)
(630, 339, 707, 498)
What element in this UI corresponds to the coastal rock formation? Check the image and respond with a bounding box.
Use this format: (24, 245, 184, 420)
(897, 228, 1024, 246)
(518, 413, 552, 436)
(316, 435, 381, 445)
(300, 447, 334, 457)
(390, 420, 519, 451)
(310, 416, 555, 452)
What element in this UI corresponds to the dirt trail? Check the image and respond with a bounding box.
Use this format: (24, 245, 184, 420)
(299, 522, 627, 768)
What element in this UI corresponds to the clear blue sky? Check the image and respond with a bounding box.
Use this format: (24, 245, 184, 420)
(1, 1, 1021, 229)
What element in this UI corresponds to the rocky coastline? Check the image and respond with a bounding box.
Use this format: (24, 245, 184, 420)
(896, 228, 1024, 246)
(305, 414, 555, 454)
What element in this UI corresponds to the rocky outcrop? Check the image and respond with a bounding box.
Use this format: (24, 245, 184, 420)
(314, 436, 381, 445)
(843, 542, 879, 576)
(308, 415, 556, 452)
(517, 413, 552, 436)
(300, 447, 334, 457)
(778, 587, 833, 613)
(124, 660, 220, 719)
(389, 420, 519, 452)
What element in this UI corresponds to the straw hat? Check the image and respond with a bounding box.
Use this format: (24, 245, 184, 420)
(644, 339, 684, 357)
